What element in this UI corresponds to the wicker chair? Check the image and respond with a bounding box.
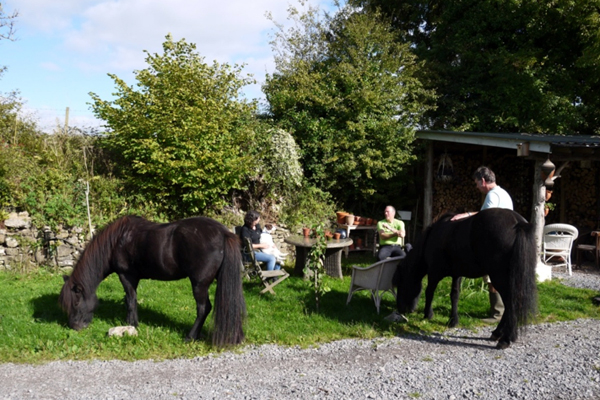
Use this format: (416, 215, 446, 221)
(346, 256, 404, 314)
(542, 223, 578, 276)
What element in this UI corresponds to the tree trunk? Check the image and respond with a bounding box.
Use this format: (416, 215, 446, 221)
(531, 159, 546, 255)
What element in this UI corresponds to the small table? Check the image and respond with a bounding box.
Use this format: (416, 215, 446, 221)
(284, 235, 353, 278)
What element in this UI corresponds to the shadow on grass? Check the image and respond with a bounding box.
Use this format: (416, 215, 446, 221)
(31, 293, 194, 338)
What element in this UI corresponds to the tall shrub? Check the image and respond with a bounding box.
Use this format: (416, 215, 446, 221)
(91, 35, 258, 218)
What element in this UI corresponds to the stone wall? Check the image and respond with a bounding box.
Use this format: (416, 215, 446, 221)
(0, 212, 86, 272)
(0, 213, 295, 272)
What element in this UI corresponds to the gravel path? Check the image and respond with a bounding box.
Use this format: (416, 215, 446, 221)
(1, 266, 599, 400)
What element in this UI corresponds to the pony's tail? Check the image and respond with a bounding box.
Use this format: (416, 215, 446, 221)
(509, 221, 538, 331)
(213, 233, 247, 347)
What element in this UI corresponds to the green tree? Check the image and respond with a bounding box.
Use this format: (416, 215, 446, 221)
(91, 35, 258, 218)
(264, 3, 434, 210)
(352, 0, 600, 135)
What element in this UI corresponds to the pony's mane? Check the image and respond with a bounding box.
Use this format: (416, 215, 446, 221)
(69, 216, 147, 292)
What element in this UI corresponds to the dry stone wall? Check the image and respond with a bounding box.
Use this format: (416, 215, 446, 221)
(0, 212, 86, 272)
(0, 213, 295, 272)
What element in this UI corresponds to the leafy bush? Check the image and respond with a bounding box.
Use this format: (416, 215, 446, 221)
(280, 183, 336, 232)
(90, 35, 258, 219)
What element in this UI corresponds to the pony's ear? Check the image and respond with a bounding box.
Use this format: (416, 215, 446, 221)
(63, 275, 70, 283)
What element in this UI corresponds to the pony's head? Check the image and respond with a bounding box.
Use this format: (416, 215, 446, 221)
(59, 275, 98, 330)
(57, 216, 132, 330)
(392, 224, 434, 314)
(393, 254, 422, 314)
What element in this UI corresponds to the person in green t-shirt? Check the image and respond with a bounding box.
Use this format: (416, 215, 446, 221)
(377, 205, 406, 261)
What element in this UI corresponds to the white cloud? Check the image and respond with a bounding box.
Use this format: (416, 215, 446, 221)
(8, 0, 334, 131)
(59, 0, 298, 73)
(14, 0, 324, 73)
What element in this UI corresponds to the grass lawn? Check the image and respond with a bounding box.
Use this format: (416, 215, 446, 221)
(0, 251, 598, 363)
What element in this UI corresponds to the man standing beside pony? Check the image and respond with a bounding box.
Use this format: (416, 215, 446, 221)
(451, 166, 513, 323)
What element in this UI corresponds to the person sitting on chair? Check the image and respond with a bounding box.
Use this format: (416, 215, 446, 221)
(377, 205, 406, 261)
(240, 210, 281, 271)
(260, 224, 288, 263)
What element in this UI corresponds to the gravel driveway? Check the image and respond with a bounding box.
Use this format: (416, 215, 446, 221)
(1, 266, 599, 400)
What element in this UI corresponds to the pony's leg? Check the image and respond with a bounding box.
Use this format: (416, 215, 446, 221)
(492, 291, 515, 349)
(186, 280, 212, 342)
(423, 278, 440, 320)
(448, 277, 462, 327)
(118, 274, 140, 326)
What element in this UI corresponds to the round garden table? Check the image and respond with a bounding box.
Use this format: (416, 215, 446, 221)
(283, 235, 353, 278)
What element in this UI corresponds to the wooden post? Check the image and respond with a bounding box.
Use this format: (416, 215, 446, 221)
(64, 107, 70, 135)
(424, 141, 433, 227)
(531, 159, 546, 254)
(13, 114, 18, 144)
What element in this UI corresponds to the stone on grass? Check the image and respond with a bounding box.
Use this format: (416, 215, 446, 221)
(108, 326, 138, 337)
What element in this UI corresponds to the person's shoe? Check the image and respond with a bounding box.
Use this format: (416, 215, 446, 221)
(482, 317, 501, 324)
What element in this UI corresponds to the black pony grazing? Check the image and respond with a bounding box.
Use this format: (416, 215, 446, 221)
(393, 208, 538, 349)
(59, 216, 246, 347)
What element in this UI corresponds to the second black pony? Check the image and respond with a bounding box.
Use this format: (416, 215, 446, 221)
(59, 216, 246, 347)
(393, 208, 538, 349)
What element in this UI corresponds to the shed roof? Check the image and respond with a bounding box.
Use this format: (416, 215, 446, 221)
(417, 130, 600, 160)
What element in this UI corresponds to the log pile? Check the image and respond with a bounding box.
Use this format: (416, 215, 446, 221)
(430, 147, 598, 230)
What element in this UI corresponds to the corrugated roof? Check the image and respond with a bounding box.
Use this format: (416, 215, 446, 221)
(417, 130, 600, 156)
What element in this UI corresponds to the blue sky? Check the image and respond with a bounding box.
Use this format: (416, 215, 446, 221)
(1, 0, 332, 133)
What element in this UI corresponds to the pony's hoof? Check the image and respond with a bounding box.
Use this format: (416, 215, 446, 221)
(496, 341, 510, 350)
(490, 332, 501, 341)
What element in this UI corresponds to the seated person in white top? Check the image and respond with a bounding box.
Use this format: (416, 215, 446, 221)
(260, 224, 288, 263)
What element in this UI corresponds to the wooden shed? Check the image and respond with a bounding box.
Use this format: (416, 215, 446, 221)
(415, 131, 600, 249)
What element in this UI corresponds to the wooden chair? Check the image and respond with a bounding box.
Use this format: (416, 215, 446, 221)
(346, 256, 404, 314)
(240, 236, 289, 295)
(542, 223, 578, 276)
(576, 230, 600, 270)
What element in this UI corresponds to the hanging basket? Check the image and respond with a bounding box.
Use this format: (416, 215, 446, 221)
(436, 151, 454, 182)
(541, 158, 556, 180)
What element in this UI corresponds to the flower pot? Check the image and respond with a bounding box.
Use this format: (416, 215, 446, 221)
(333, 232, 341, 240)
(302, 227, 310, 238)
(354, 216, 363, 225)
(336, 212, 349, 225)
(345, 215, 355, 225)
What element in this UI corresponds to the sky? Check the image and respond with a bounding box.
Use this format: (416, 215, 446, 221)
(1, 0, 332, 133)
